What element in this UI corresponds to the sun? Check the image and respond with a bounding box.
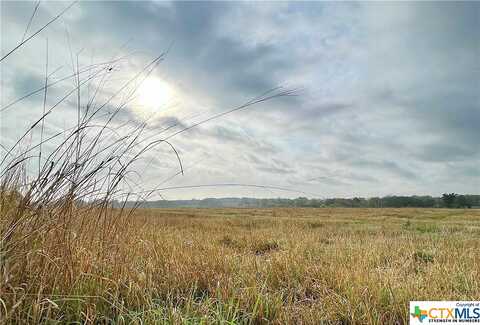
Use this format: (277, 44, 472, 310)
(136, 77, 175, 117)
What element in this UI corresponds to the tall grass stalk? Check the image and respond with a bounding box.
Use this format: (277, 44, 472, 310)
(0, 4, 295, 322)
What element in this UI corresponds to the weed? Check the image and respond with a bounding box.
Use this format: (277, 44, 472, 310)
(307, 221, 325, 229)
(414, 224, 440, 234)
(402, 220, 412, 229)
(219, 235, 240, 249)
(253, 240, 280, 255)
(413, 250, 435, 264)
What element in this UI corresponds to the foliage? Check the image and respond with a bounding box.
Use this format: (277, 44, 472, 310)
(442, 193, 457, 208)
(442, 193, 473, 208)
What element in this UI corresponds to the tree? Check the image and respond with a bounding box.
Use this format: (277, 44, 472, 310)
(442, 193, 457, 208)
(456, 195, 471, 208)
(294, 197, 309, 207)
(352, 197, 362, 207)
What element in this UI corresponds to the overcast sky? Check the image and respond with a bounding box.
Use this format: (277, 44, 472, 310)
(1, 1, 479, 199)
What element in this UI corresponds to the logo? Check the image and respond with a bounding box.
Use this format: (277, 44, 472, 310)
(410, 301, 480, 324)
(411, 305, 428, 322)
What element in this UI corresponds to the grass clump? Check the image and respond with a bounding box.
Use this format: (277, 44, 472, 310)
(413, 250, 435, 264)
(307, 221, 325, 229)
(414, 223, 440, 234)
(219, 235, 241, 250)
(252, 240, 280, 255)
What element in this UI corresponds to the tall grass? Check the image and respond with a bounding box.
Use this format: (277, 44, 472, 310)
(0, 2, 295, 322)
(1, 206, 479, 323)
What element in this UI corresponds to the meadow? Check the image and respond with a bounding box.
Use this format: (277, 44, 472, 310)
(1, 5, 478, 323)
(1, 207, 479, 324)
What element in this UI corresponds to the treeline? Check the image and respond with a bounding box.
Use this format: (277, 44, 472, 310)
(118, 194, 480, 209)
(319, 194, 478, 208)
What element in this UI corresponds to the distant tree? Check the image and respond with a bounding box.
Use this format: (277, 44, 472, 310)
(456, 195, 471, 208)
(368, 197, 382, 208)
(352, 197, 362, 207)
(294, 197, 309, 207)
(465, 195, 480, 207)
(419, 196, 436, 207)
(442, 193, 457, 208)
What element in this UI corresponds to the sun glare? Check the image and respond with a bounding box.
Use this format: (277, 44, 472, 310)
(136, 77, 175, 117)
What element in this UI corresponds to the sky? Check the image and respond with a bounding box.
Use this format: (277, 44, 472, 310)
(1, 1, 479, 199)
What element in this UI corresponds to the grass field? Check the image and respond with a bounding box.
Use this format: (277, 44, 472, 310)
(2, 207, 479, 324)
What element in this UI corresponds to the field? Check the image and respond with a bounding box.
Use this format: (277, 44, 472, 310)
(2, 207, 479, 324)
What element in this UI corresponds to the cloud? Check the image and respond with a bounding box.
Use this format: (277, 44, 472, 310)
(1, 1, 478, 199)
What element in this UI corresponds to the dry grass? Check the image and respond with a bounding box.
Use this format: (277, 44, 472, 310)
(1, 207, 479, 324)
